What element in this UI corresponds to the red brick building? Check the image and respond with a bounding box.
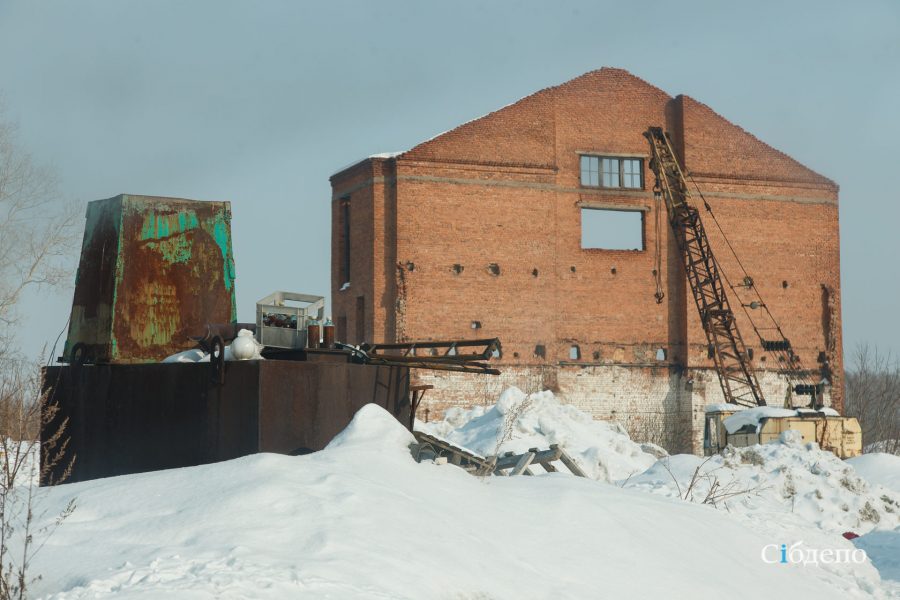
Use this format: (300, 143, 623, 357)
(329, 68, 842, 452)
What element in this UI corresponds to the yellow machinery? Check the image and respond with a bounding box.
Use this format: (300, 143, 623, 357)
(703, 407, 862, 459)
(645, 129, 862, 459)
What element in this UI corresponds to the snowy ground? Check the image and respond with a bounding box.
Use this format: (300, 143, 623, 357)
(7, 390, 898, 598)
(849, 453, 900, 494)
(418, 388, 660, 481)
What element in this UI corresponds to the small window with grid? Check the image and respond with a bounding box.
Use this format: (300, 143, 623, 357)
(580, 155, 642, 190)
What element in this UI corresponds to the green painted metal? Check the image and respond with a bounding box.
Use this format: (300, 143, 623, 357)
(63, 194, 237, 364)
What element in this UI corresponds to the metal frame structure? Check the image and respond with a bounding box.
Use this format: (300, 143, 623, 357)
(338, 338, 502, 375)
(645, 127, 765, 407)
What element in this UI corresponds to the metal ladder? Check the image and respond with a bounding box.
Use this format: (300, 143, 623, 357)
(645, 127, 765, 407)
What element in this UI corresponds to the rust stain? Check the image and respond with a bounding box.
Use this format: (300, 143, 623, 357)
(64, 195, 236, 363)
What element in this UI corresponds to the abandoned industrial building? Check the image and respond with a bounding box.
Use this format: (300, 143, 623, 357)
(329, 67, 842, 453)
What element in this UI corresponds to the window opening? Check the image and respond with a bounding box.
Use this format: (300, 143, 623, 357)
(581, 208, 644, 250)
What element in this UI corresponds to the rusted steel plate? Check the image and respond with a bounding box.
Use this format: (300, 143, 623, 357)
(41, 360, 410, 485)
(64, 194, 236, 363)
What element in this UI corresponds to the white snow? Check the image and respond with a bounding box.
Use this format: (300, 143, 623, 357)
(623, 436, 900, 537)
(854, 530, 900, 596)
(705, 403, 746, 413)
(848, 453, 900, 493)
(417, 387, 658, 481)
(12, 404, 891, 599)
(161, 329, 263, 363)
(723, 406, 806, 433)
(329, 151, 404, 177)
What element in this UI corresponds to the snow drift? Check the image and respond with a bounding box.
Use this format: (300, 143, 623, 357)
(624, 432, 900, 537)
(417, 387, 659, 481)
(15, 404, 888, 599)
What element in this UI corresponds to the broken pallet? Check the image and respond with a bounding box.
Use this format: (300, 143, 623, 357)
(491, 444, 586, 478)
(411, 432, 586, 478)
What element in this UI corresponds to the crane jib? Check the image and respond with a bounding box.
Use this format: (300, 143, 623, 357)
(644, 127, 766, 408)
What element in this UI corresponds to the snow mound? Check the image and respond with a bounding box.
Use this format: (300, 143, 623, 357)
(848, 453, 900, 493)
(326, 403, 416, 453)
(417, 387, 658, 481)
(16, 403, 886, 599)
(625, 436, 900, 537)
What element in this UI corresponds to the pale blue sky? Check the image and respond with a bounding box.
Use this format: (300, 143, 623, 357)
(1, 0, 897, 363)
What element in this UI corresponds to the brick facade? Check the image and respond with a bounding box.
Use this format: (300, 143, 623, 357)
(329, 68, 842, 453)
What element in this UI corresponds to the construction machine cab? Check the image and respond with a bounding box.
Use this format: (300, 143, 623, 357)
(703, 405, 862, 459)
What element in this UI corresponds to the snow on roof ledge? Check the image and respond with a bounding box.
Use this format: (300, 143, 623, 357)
(721, 406, 840, 434)
(704, 403, 747, 413)
(330, 151, 404, 179)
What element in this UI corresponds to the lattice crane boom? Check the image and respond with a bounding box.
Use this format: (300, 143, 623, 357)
(645, 127, 766, 407)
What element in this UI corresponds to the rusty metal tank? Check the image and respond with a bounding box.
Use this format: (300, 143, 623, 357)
(63, 194, 237, 363)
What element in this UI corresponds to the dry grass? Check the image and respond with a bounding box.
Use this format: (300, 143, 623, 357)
(0, 362, 76, 600)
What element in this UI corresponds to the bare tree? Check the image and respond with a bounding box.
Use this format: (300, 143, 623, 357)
(0, 112, 79, 366)
(0, 108, 78, 599)
(844, 344, 900, 455)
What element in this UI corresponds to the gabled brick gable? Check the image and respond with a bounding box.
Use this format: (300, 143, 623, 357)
(400, 67, 673, 170)
(675, 95, 837, 189)
(400, 89, 557, 169)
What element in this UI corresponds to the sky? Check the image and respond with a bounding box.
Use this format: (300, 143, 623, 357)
(0, 0, 897, 365)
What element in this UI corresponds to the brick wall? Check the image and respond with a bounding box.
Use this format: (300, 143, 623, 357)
(329, 68, 843, 454)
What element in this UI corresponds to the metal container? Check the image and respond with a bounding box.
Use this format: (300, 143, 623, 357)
(307, 323, 321, 349)
(63, 194, 237, 363)
(322, 321, 335, 349)
(256, 291, 325, 349)
(41, 359, 411, 484)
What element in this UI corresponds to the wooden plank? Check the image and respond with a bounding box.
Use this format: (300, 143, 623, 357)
(494, 447, 562, 470)
(558, 449, 587, 478)
(540, 462, 558, 473)
(510, 452, 535, 476)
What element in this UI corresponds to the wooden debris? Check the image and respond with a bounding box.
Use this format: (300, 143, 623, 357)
(411, 432, 587, 479)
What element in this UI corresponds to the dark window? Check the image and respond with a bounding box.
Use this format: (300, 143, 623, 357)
(340, 198, 351, 285)
(581, 208, 644, 250)
(580, 155, 642, 189)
